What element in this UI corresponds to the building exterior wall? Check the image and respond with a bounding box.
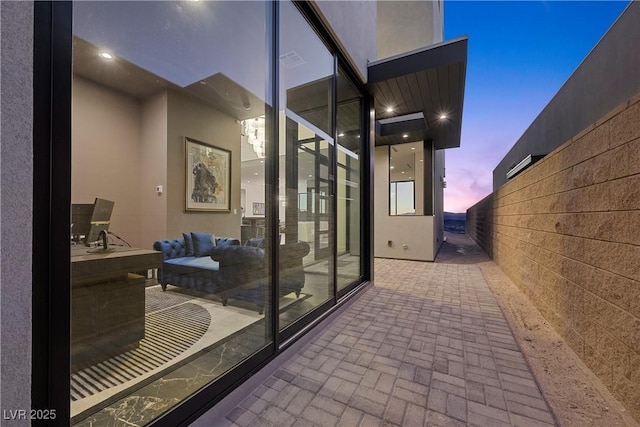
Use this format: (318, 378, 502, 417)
(374, 145, 436, 261)
(465, 192, 493, 257)
(372, 1, 446, 262)
(1, 1, 34, 420)
(493, 1, 640, 190)
(467, 93, 640, 421)
(377, 0, 442, 60)
(312, 0, 376, 83)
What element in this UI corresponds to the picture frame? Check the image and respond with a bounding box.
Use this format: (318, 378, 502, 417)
(252, 202, 265, 216)
(185, 137, 231, 212)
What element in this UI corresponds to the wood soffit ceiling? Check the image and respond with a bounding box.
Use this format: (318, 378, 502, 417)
(368, 37, 468, 150)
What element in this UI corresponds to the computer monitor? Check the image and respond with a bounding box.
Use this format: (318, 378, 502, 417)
(71, 198, 115, 246)
(71, 203, 94, 242)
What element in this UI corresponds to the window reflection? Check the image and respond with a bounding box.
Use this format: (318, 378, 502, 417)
(389, 141, 422, 216)
(336, 68, 363, 291)
(279, 0, 335, 330)
(70, 1, 272, 424)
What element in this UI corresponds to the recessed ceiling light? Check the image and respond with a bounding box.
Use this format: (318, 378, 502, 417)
(439, 114, 448, 120)
(98, 51, 113, 60)
(390, 166, 395, 170)
(420, 159, 423, 162)
(357, 135, 361, 138)
(386, 107, 394, 113)
(338, 133, 344, 137)
(401, 171, 405, 174)
(411, 147, 415, 150)
(308, 174, 312, 178)
(403, 134, 408, 138)
(254, 172, 259, 175)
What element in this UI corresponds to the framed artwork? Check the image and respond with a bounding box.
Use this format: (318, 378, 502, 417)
(185, 137, 231, 212)
(252, 202, 265, 216)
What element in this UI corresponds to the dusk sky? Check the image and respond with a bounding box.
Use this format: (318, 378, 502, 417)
(442, 0, 630, 213)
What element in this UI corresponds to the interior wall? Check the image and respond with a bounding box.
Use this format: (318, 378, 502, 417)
(374, 146, 435, 261)
(467, 93, 640, 421)
(138, 92, 168, 248)
(243, 178, 265, 217)
(72, 76, 144, 247)
(166, 90, 242, 240)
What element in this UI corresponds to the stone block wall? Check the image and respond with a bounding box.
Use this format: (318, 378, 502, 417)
(467, 93, 640, 421)
(465, 193, 494, 258)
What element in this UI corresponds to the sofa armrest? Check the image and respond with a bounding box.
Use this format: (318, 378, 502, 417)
(153, 239, 186, 260)
(209, 245, 263, 270)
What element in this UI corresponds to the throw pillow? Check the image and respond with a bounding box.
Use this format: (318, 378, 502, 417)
(191, 232, 217, 257)
(183, 232, 194, 256)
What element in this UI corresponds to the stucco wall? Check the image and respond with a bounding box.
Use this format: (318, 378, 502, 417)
(1, 1, 33, 421)
(467, 93, 640, 421)
(312, 0, 376, 83)
(377, 0, 442, 59)
(374, 146, 436, 261)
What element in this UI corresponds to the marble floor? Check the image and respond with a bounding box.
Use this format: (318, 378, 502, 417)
(72, 286, 266, 426)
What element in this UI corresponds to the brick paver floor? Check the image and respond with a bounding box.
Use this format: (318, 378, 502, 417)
(200, 234, 557, 427)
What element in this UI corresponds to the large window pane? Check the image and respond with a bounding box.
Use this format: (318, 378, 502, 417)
(336, 67, 363, 291)
(279, 0, 335, 330)
(70, 2, 273, 424)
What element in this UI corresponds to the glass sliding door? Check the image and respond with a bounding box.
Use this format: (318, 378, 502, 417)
(336, 67, 363, 291)
(70, 1, 273, 424)
(279, 0, 335, 331)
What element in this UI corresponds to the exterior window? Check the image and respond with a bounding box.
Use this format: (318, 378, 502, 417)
(70, 1, 273, 424)
(389, 141, 422, 216)
(390, 181, 415, 215)
(278, 0, 335, 331)
(336, 67, 363, 290)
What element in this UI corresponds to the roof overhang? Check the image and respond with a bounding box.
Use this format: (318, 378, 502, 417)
(368, 36, 468, 149)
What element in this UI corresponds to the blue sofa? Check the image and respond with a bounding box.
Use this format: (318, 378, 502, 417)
(152, 234, 309, 313)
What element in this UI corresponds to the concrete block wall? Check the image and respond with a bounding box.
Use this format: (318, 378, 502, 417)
(465, 192, 494, 258)
(467, 92, 640, 421)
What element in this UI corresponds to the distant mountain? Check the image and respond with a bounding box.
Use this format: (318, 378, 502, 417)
(444, 212, 466, 234)
(444, 212, 467, 221)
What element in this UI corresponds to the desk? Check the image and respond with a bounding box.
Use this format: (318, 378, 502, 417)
(71, 247, 162, 371)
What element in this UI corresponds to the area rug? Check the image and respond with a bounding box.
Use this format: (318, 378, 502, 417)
(70, 286, 261, 417)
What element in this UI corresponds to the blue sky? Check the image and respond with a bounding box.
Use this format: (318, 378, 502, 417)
(443, 0, 630, 212)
